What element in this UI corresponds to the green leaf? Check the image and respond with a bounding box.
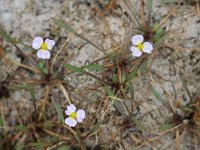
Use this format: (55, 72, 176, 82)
(139, 59, 148, 73)
(53, 100, 64, 123)
(154, 27, 165, 42)
(150, 85, 165, 102)
(121, 72, 126, 84)
(82, 64, 104, 70)
(64, 64, 87, 74)
(132, 117, 145, 132)
(162, 0, 176, 4)
(159, 124, 172, 131)
(38, 62, 48, 75)
(128, 68, 137, 81)
(75, 133, 81, 143)
(147, 0, 153, 13)
(15, 143, 25, 150)
(0, 144, 3, 150)
(0, 117, 3, 127)
(27, 84, 36, 103)
(38, 62, 45, 69)
(16, 125, 27, 132)
(128, 81, 134, 99)
(112, 76, 118, 84)
(30, 143, 43, 150)
(53, 18, 75, 33)
(89, 123, 101, 135)
(10, 83, 28, 90)
(104, 86, 114, 97)
(0, 27, 14, 44)
(58, 146, 69, 150)
(42, 68, 48, 75)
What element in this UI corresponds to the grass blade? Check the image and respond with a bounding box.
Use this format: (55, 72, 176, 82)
(139, 59, 148, 73)
(147, 0, 153, 13)
(58, 146, 69, 150)
(104, 86, 115, 97)
(16, 125, 28, 132)
(53, 18, 75, 33)
(28, 84, 36, 102)
(53, 100, 64, 123)
(150, 85, 165, 102)
(64, 64, 87, 74)
(89, 123, 101, 135)
(82, 64, 104, 70)
(128, 67, 137, 81)
(15, 143, 25, 150)
(0, 27, 14, 44)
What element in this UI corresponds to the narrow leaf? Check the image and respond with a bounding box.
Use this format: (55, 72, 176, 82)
(64, 64, 87, 74)
(128, 68, 137, 81)
(15, 143, 25, 150)
(28, 84, 36, 103)
(0, 117, 3, 127)
(30, 143, 43, 150)
(162, 0, 176, 4)
(58, 146, 69, 150)
(147, 0, 153, 13)
(89, 123, 101, 135)
(53, 100, 64, 123)
(132, 117, 145, 132)
(150, 85, 165, 102)
(0, 27, 14, 44)
(139, 59, 148, 73)
(159, 124, 172, 131)
(82, 64, 104, 70)
(16, 125, 27, 132)
(104, 86, 114, 97)
(53, 18, 75, 33)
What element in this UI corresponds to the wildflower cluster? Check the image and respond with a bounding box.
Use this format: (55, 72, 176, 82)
(31, 34, 153, 127)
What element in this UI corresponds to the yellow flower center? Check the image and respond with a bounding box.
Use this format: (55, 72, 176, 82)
(40, 42, 48, 51)
(69, 112, 77, 119)
(137, 43, 144, 51)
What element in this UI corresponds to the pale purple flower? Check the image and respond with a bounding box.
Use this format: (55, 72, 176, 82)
(32, 37, 55, 59)
(65, 104, 86, 127)
(131, 35, 153, 57)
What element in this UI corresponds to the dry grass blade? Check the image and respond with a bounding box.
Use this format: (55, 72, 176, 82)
(58, 84, 71, 104)
(39, 86, 50, 121)
(153, 0, 181, 32)
(136, 124, 183, 149)
(51, 38, 69, 73)
(43, 128, 71, 141)
(0, 35, 3, 58)
(176, 128, 180, 150)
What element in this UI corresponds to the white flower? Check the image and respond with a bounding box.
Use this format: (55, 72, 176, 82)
(32, 37, 55, 59)
(131, 35, 153, 57)
(64, 104, 86, 127)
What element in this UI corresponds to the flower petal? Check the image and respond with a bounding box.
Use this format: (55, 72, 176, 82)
(37, 50, 50, 59)
(76, 109, 86, 122)
(65, 117, 77, 127)
(45, 39, 55, 50)
(65, 104, 76, 115)
(143, 42, 153, 53)
(32, 37, 43, 49)
(131, 46, 142, 57)
(131, 35, 144, 45)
